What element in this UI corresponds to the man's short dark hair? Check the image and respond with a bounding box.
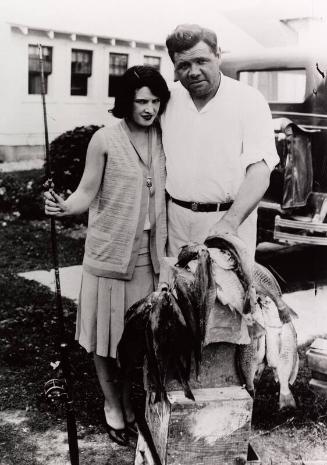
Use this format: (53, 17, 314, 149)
(112, 65, 170, 119)
(166, 24, 218, 62)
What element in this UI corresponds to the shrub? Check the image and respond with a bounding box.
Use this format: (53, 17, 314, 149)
(47, 125, 102, 195)
(0, 169, 45, 220)
(0, 125, 102, 221)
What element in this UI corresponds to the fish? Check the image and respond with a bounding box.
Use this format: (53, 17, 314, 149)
(145, 288, 194, 402)
(253, 303, 266, 385)
(236, 302, 266, 396)
(204, 233, 260, 333)
(117, 292, 166, 465)
(236, 339, 259, 397)
(193, 247, 216, 342)
(204, 231, 253, 291)
(118, 285, 194, 402)
(276, 320, 298, 410)
(253, 263, 298, 323)
(211, 257, 246, 315)
(176, 244, 216, 344)
(208, 247, 236, 270)
(260, 298, 282, 375)
(117, 295, 153, 375)
(259, 298, 299, 409)
(173, 273, 202, 377)
(176, 242, 207, 268)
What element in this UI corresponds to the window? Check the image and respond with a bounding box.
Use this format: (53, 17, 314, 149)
(71, 49, 92, 96)
(144, 55, 161, 71)
(239, 69, 306, 103)
(28, 44, 52, 94)
(108, 53, 128, 97)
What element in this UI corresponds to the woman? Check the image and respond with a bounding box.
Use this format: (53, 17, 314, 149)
(44, 66, 170, 446)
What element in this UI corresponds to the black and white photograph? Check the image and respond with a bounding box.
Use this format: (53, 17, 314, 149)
(1, 0, 327, 463)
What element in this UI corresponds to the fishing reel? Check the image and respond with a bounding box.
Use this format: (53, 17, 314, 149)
(44, 361, 69, 407)
(44, 377, 68, 407)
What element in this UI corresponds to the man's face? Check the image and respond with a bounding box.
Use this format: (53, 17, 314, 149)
(173, 41, 221, 100)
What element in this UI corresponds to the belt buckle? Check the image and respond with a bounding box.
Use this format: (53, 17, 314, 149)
(191, 202, 198, 212)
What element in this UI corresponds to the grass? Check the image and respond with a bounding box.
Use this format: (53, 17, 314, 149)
(0, 216, 108, 427)
(2, 217, 327, 421)
(1, 170, 327, 463)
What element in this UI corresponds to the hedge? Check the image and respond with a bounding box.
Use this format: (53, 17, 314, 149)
(0, 125, 101, 221)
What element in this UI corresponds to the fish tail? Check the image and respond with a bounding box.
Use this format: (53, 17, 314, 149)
(278, 301, 298, 322)
(175, 360, 195, 401)
(184, 383, 195, 401)
(279, 391, 296, 410)
(272, 368, 278, 383)
(247, 388, 255, 398)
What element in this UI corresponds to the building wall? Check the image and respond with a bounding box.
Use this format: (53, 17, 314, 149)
(0, 23, 174, 161)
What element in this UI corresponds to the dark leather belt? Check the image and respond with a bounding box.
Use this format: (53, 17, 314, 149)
(169, 195, 233, 212)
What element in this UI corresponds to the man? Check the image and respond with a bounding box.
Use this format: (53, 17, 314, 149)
(161, 24, 279, 258)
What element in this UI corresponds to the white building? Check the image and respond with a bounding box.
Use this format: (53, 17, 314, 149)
(0, 22, 173, 161)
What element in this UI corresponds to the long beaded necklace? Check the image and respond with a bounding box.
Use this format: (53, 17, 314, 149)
(125, 120, 154, 195)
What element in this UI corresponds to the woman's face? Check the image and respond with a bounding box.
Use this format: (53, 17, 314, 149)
(131, 86, 161, 127)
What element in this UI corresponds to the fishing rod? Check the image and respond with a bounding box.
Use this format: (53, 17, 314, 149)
(38, 44, 79, 465)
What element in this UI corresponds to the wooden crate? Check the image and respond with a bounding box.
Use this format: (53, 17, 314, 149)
(135, 386, 253, 465)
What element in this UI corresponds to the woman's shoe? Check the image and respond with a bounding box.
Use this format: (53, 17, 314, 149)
(125, 419, 138, 438)
(104, 423, 129, 447)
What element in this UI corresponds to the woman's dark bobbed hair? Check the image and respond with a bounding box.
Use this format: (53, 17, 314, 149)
(111, 65, 170, 119)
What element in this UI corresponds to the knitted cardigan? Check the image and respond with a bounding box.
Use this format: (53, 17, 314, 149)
(83, 120, 167, 279)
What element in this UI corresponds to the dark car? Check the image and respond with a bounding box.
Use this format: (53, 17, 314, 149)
(221, 47, 327, 246)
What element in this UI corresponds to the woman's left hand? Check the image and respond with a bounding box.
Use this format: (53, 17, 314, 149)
(44, 190, 68, 217)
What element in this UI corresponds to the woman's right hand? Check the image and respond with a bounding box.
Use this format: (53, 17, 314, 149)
(44, 190, 68, 217)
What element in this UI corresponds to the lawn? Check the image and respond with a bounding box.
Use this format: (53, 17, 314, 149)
(1, 171, 327, 464)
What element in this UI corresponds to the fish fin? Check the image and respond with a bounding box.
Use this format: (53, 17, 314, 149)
(185, 388, 195, 401)
(289, 353, 300, 386)
(277, 301, 298, 323)
(279, 391, 296, 410)
(181, 380, 195, 401)
(272, 367, 279, 383)
(247, 320, 266, 339)
(175, 360, 195, 401)
(217, 301, 236, 314)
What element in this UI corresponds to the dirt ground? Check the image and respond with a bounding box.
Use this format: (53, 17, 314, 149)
(1, 407, 327, 465)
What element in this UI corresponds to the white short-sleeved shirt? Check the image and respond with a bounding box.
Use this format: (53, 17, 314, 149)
(161, 73, 279, 203)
